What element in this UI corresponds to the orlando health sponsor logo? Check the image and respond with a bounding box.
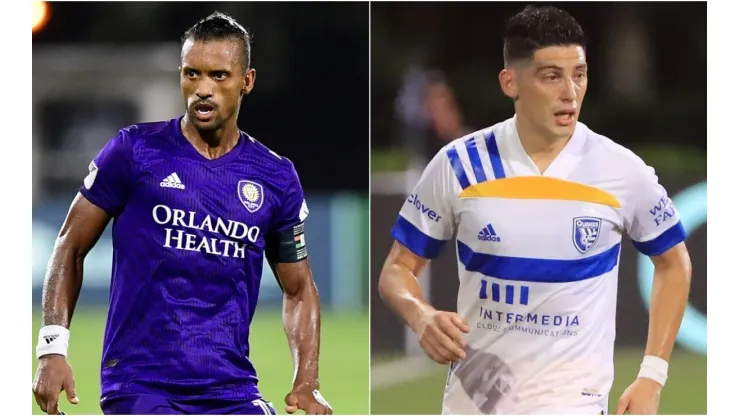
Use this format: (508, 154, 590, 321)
(406, 193, 442, 222)
(152, 204, 261, 259)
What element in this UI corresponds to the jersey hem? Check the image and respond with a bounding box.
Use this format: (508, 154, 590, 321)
(101, 381, 263, 402)
(79, 187, 121, 218)
(632, 220, 687, 256)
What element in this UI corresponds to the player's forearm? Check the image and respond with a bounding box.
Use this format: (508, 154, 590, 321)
(378, 263, 435, 334)
(41, 238, 85, 328)
(283, 277, 321, 390)
(644, 261, 692, 361)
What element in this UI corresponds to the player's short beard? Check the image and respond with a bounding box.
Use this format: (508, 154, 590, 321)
(192, 115, 223, 133)
(192, 104, 239, 135)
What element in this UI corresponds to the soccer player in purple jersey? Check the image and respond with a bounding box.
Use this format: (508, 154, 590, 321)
(32, 12, 333, 415)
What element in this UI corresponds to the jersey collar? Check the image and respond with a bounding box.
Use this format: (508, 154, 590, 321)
(506, 114, 588, 180)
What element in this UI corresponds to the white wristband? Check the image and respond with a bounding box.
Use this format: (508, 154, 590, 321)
(637, 355, 668, 386)
(36, 325, 70, 359)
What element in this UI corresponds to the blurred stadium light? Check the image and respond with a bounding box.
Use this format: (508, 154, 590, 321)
(32, 1, 49, 34)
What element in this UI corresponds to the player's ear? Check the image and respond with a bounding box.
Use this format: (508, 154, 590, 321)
(499, 68, 518, 101)
(242, 68, 256, 95)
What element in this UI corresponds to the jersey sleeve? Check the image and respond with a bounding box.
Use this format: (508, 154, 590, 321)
(391, 147, 459, 259)
(265, 161, 309, 264)
(270, 161, 309, 233)
(625, 161, 687, 256)
(78, 131, 135, 217)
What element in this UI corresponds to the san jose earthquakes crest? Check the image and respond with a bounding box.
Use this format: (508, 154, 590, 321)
(573, 216, 601, 254)
(238, 180, 264, 213)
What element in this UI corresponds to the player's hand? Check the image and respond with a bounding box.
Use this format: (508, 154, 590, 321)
(32, 354, 79, 415)
(284, 383, 333, 415)
(413, 309, 470, 365)
(614, 377, 662, 415)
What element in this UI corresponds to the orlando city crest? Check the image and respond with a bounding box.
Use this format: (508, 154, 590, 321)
(238, 180, 264, 213)
(572, 216, 602, 254)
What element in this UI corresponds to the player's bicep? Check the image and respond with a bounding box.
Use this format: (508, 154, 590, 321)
(272, 260, 313, 298)
(650, 241, 691, 274)
(626, 163, 687, 257)
(384, 240, 431, 278)
(57, 193, 112, 258)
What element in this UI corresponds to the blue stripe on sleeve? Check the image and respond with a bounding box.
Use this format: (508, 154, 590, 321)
(457, 240, 621, 283)
(391, 216, 447, 259)
(632, 221, 687, 256)
(446, 146, 471, 190)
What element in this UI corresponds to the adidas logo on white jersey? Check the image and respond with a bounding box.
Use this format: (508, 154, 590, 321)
(160, 172, 185, 190)
(478, 224, 501, 242)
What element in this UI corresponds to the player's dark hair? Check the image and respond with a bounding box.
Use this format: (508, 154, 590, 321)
(181, 11, 252, 71)
(503, 5, 586, 67)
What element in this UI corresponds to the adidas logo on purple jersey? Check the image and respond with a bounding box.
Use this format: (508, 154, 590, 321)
(160, 172, 185, 190)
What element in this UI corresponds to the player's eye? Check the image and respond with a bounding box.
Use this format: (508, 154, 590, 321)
(185, 70, 198, 79)
(544, 74, 559, 82)
(213, 72, 228, 81)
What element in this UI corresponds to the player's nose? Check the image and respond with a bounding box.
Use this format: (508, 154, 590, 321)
(195, 90, 213, 100)
(560, 78, 578, 101)
(195, 83, 213, 99)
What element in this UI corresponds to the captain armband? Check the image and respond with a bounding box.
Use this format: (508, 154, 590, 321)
(265, 222, 308, 263)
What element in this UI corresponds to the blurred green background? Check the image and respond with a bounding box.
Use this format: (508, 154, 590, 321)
(32, 310, 369, 415)
(370, 349, 706, 415)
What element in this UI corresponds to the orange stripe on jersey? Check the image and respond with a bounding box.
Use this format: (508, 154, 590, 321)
(458, 176, 622, 208)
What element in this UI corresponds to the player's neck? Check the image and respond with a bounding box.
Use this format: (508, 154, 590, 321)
(181, 116, 241, 160)
(515, 114, 571, 173)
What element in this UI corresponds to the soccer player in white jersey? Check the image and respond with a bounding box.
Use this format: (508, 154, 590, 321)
(378, 5, 692, 415)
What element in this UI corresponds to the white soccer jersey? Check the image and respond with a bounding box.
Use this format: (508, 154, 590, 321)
(392, 116, 686, 415)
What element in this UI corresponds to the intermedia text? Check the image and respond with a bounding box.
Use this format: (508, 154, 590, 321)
(479, 307, 580, 327)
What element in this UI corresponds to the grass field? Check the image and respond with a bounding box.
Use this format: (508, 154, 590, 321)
(371, 349, 707, 415)
(31, 308, 369, 415)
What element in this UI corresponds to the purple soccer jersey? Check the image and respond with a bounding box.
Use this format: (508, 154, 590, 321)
(79, 117, 308, 401)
